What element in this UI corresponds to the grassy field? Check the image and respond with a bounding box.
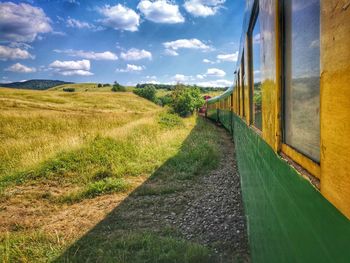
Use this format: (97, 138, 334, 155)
(0, 86, 224, 262)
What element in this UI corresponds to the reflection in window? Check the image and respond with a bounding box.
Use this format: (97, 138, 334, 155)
(252, 12, 262, 130)
(241, 54, 245, 118)
(284, 0, 320, 162)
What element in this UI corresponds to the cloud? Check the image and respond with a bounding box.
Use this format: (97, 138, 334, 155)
(59, 70, 94, 76)
(98, 4, 140, 32)
(163, 39, 210, 51)
(206, 68, 226, 77)
(203, 58, 215, 64)
(137, 0, 184, 24)
(173, 74, 194, 82)
(116, 64, 145, 72)
(54, 49, 118, 60)
(5, 63, 36, 73)
(253, 33, 261, 44)
(49, 59, 93, 76)
(0, 2, 52, 42)
(184, 0, 225, 17)
(164, 49, 179, 56)
(197, 79, 232, 87)
(0, 45, 34, 61)
(120, 48, 152, 60)
(196, 74, 205, 79)
(217, 51, 238, 62)
(66, 18, 94, 29)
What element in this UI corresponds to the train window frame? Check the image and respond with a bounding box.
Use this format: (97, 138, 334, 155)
(280, 0, 321, 178)
(247, 0, 262, 133)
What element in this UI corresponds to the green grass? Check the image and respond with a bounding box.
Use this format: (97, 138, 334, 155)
(56, 232, 214, 263)
(0, 87, 224, 262)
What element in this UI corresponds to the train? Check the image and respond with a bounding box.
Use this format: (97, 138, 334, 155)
(206, 0, 350, 262)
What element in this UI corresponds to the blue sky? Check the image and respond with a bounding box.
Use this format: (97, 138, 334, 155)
(0, 0, 244, 87)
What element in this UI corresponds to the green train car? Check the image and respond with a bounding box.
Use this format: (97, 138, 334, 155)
(206, 0, 350, 262)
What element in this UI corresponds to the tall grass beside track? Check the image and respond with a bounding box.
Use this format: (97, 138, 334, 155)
(0, 87, 222, 262)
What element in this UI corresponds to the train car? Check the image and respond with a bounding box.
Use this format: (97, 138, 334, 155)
(206, 0, 350, 262)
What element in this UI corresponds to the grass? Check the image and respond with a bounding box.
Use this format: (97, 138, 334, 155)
(50, 83, 135, 92)
(0, 87, 224, 262)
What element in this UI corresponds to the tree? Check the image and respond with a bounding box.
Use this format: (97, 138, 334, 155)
(97, 83, 102, 88)
(111, 81, 126, 92)
(133, 85, 157, 102)
(170, 84, 205, 117)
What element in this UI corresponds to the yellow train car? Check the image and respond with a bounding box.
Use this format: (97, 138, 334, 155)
(206, 0, 350, 262)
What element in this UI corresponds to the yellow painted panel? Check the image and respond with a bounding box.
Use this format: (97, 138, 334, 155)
(282, 144, 321, 179)
(260, 0, 279, 151)
(320, 0, 350, 219)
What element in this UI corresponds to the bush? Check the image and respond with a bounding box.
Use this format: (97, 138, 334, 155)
(158, 112, 183, 128)
(158, 94, 173, 106)
(170, 85, 205, 117)
(111, 81, 126, 92)
(63, 87, 75, 92)
(103, 83, 111, 87)
(133, 85, 157, 103)
(97, 83, 102, 88)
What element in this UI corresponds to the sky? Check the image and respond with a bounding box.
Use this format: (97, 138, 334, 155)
(0, 0, 245, 87)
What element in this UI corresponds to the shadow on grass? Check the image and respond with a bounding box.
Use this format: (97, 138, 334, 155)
(53, 117, 227, 263)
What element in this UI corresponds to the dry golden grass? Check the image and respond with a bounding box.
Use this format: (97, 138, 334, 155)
(0, 88, 160, 177)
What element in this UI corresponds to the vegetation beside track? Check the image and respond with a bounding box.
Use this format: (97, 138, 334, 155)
(0, 87, 224, 262)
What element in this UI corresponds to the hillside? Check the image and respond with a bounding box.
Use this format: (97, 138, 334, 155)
(0, 79, 72, 90)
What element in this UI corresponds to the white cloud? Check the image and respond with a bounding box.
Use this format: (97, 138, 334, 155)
(116, 64, 145, 72)
(0, 45, 34, 61)
(203, 58, 215, 64)
(253, 33, 261, 44)
(49, 59, 93, 76)
(217, 51, 238, 62)
(206, 68, 226, 77)
(59, 70, 94, 76)
(197, 79, 232, 87)
(66, 18, 94, 29)
(163, 39, 210, 51)
(172, 74, 195, 82)
(196, 74, 205, 79)
(137, 0, 184, 24)
(184, 0, 225, 17)
(98, 4, 140, 32)
(5, 63, 36, 73)
(120, 48, 152, 61)
(0, 2, 52, 42)
(164, 49, 179, 56)
(174, 74, 187, 82)
(54, 49, 118, 60)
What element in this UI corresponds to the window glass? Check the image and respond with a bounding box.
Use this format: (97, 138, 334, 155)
(241, 54, 245, 118)
(252, 12, 262, 130)
(284, 0, 320, 162)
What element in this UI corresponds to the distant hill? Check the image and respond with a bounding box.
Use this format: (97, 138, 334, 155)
(0, 79, 73, 90)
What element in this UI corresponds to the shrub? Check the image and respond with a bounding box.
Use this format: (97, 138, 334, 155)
(158, 94, 173, 106)
(111, 81, 126, 92)
(97, 83, 102, 88)
(63, 87, 75, 92)
(133, 85, 157, 103)
(103, 83, 111, 87)
(158, 112, 183, 128)
(170, 85, 205, 117)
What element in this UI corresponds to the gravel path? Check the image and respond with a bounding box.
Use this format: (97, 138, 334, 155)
(176, 123, 250, 262)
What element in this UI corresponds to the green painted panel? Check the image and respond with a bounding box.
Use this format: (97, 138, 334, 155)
(231, 114, 350, 263)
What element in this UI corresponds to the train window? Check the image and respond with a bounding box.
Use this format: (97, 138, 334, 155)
(241, 53, 245, 118)
(251, 8, 262, 130)
(237, 70, 241, 116)
(283, 0, 320, 162)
